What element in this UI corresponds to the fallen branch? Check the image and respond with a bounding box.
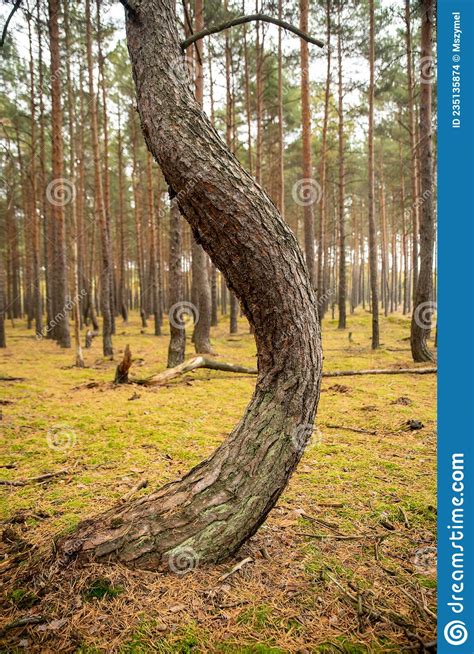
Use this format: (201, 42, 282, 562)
(325, 423, 377, 435)
(129, 357, 436, 387)
(0, 615, 46, 636)
(0, 375, 25, 382)
(323, 367, 436, 377)
(136, 356, 257, 387)
(120, 478, 148, 503)
(218, 556, 253, 582)
(0, 469, 70, 487)
(326, 573, 436, 649)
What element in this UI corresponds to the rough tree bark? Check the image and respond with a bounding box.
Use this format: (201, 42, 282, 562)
(190, 0, 213, 353)
(48, 0, 71, 348)
(57, 0, 322, 572)
(64, 0, 85, 368)
(410, 0, 435, 362)
(404, 0, 419, 302)
(299, 0, 316, 287)
(224, 7, 239, 336)
(337, 3, 346, 329)
(368, 0, 379, 349)
(317, 0, 331, 315)
(117, 116, 129, 323)
(27, 14, 43, 339)
(0, 252, 6, 348)
(86, 0, 113, 357)
(167, 200, 186, 367)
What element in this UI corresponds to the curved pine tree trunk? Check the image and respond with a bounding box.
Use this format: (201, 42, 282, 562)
(57, 0, 322, 572)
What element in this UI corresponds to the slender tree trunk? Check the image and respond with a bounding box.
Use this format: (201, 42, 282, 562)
(167, 200, 186, 367)
(117, 117, 129, 323)
(0, 242, 6, 348)
(63, 1, 85, 366)
(37, 3, 52, 333)
(96, 0, 116, 335)
(337, 5, 346, 329)
(48, 0, 71, 348)
(27, 15, 43, 338)
(208, 51, 219, 328)
(300, 0, 316, 287)
(242, 9, 253, 176)
(399, 140, 409, 315)
(411, 0, 435, 362)
(390, 196, 398, 313)
(224, 5, 239, 335)
(368, 0, 379, 348)
(190, 0, 212, 353)
(130, 112, 147, 328)
(405, 0, 419, 303)
(147, 152, 161, 335)
(58, 0, 322, 572)
(317, 0, 331, 315)
(276, 0, 285, 217)
(255, 0, 263, 186)
(86, 0, 113, 356)
(379, 150, 389, 317)
(6, 166, 21, 320)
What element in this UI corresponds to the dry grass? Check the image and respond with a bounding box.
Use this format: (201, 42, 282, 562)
(0, 310, 436, 653)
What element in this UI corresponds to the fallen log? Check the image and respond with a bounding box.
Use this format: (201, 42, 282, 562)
(136, 356, 258, 386)
(323, 367, 437, 377)
(132, 357, 436, 386)
(0, 469, 70, 487)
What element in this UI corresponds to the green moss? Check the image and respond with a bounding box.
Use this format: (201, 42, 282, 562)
(8, 587, 38, 608)
(0, 310, 436, 651)
(83, 578, 124, 601)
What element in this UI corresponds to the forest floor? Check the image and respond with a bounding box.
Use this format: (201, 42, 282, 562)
(0, 310, 437, 653)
